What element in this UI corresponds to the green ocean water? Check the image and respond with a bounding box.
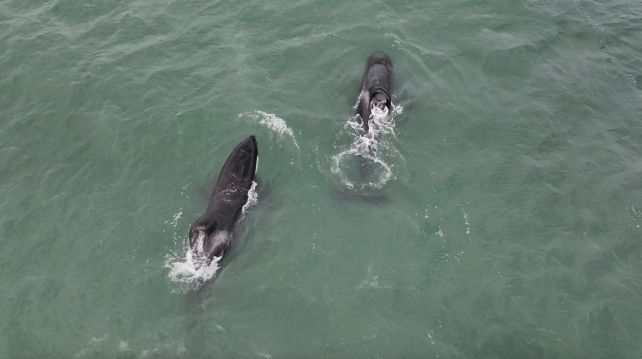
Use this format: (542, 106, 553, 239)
(1, 0, 642, 357)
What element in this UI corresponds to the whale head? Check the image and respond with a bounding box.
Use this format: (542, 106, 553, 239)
(189, 222, 230, 261)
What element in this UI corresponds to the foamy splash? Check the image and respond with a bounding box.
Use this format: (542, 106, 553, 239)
(166, 181, 259, 291)
(331, 100, 403, 191)
(242, 180, 258, 215)
(239, 110, 300, 149)
(165, 239, 222, 290)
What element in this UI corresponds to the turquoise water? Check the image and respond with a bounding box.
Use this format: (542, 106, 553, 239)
(1, 0, 642, 357)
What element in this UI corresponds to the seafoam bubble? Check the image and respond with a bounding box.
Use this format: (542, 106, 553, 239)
(238, 110, 300, 149)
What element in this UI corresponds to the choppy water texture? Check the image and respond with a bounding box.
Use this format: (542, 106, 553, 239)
(1, 0, 641, 357)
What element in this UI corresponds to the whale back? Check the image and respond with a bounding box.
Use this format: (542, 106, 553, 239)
(211, 135, 258, 201)
(189, 135, 258, 260)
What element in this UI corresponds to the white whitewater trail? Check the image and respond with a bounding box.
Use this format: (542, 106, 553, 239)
(331, 101, 403, 191)
(238, 110, 300, 149)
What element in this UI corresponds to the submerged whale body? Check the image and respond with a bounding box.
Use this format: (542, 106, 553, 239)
(189, 135, 258, 262)
(357, 51, 393, 133)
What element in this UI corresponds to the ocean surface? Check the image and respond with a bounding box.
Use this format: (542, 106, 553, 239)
(1, 0, 641, 357)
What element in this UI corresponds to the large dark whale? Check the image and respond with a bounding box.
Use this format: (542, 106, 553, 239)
(188, 135, 258, 262)
(357, 51, 393, 133)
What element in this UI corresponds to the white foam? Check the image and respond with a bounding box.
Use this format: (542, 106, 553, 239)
(118, 341, 130, 352)
(166, 250, 221, 287)
(463, 211, 471, 235)
(74, 335, 108, 358)
(330, 143, 393, 191)
(239, 110, 300, 149)
(163, 209, 183, 228)
(165, 231, 224, 290)
(357, 266, 391, 289)
(331, 99, 403, 191)
(242, 181, 258, 215)
(369, 106, 393, 134)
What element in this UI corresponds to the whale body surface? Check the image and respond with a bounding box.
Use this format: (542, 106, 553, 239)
(188, 135, 258, 262)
